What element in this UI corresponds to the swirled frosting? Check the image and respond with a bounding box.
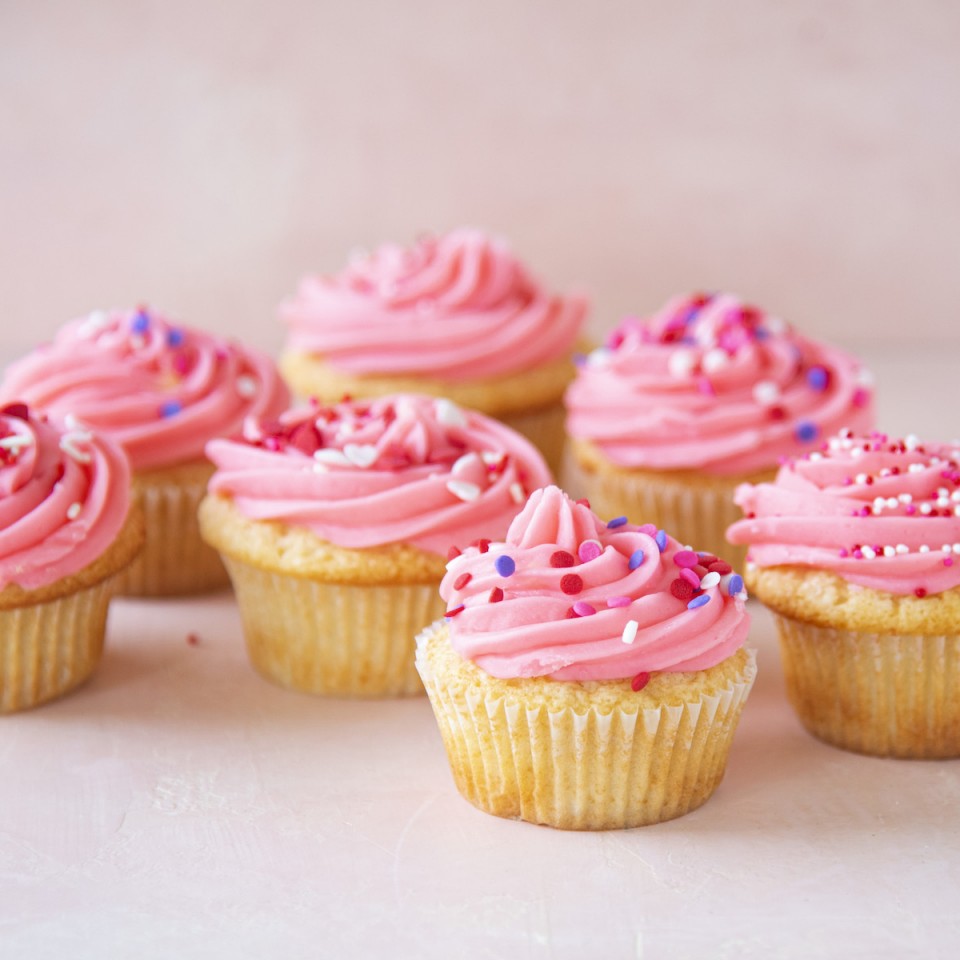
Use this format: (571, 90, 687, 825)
(205, 394, 552, 554)
(441, 485, 750, 681)
(0, 307, 290, 471)
(280, 228, 587, 379)
(565, 292, 874, 475)
(728, 431, 960, 596)
(0, 403, 131, 590)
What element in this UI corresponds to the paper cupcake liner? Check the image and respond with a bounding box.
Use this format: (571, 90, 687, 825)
(416, 623, 757, 829)
(563, 452, 749, 568)
(498, 401, 567, 478)
(0, 577, 119, 713)
(773, 613, 960, 758)
(222, 556, 445, 697)
(118, 469, 228, 597)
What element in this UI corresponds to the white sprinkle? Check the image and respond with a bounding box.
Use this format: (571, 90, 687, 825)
(701, 348, 729, 374)
(452, 452, 480, 476)
(919, 545, 930, 554)
(908, 463, 925, 473)
(668, 349, 697, 379)
(895, 544, 909, 555)
(765, 315, 787, 335)
(746, 561, 757, 573)
(951, 490, 960, 503)
(0, 434, 33, 451)
(857, 367, 874, 386)
(78, 309, 110, 337)
(886, 497, 899, 510)
(586, 347, 613, 368)
(954, 544, 960, 555)
(59, 433, 93, 464)
(313, 448, 351, 466)
(860, 546, 877, 560)
(955, 505, 960, 517)
(904, 434, 919, 451)
(839, 427, 853, 439)
(752, 380, 780, 406)
(850, 447, 864, 459)
(883, 546, 896, 558)
(510, 482, 525, 505)
(434, 398, 467, 428)
(809, 452, 824, 461)
(699, 571, 721, 589)
(64, 413, 81, 431)
(66, 502, 82, 520)
(920, 503, 933, 515)
(873, 497, 886, 512)
(447, 479, 481, 502)
(937, 497, 950, 508)
(855, 474, 868, 485)
(236, 375, 258, 398)
(337, 422, 355, 438)
(481, 451, 505, 467)
(312, 462, 329, 474)
(942, 545, 953, 554)
(621, 620, 639, 645)
(899, 493, 913, 504)
(343, 443, 378, 468)
(879, 468, 892, 478)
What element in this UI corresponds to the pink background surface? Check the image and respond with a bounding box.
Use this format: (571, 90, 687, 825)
(3, 1, 960, 357)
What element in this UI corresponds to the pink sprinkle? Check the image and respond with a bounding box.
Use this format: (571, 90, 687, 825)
(680, 568, 701, 588)
(853, 548, 863, 559)
(905, 504, 917, 515)
(673, 550, 698, 568)
(638, 523, 657, 536)
(572, 601, 596, 617)
(172, 353, 191, 375)
(946, 557, 955, 567)
(578, 540, 603, 563)
(852, 387, 870, 407)
(606, 595, 631, 608)
(838, 548, 849, 558)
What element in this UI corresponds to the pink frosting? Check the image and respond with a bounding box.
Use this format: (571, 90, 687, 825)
(0, 308, 290, 471)
(280, 227, 587, 380)
(565, 292, 874, 475)
(728, 431, 960, 596)
(0, 403, 132, 590)
(205, 394, 552, 554)
(441, 486, 750, 681)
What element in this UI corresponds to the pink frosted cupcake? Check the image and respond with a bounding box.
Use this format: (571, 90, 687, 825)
(416, 485, 756, 829)
(565, 292, 874, 566)
(0, 402, 143, 712)
(278, 227, 588, 472)
(728, 430, 960, 758)
(0, 307, 289, 596)
(198, 394, 551, 697)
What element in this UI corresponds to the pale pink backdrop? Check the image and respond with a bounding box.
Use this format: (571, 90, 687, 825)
(2, 1, 959, 360)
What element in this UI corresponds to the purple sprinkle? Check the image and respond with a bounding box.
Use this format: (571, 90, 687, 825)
(494, 555, 516, 577)
(628, 549, 645, 570)
(167, 328, 185, 347)
(806, 366, 830, 391)
(794, 420, 819, 444)
(159, 399, 182, 418)
(655, 530, 667, 552)
(726, 574, 744, 596)
(607, 516, 628, 529)
(572, 353, 587, 367)
(131, 310, 150, 333)
(572, 601, 596, 617)
(606, 596, 631, 608)
(687, 594, 710, 610)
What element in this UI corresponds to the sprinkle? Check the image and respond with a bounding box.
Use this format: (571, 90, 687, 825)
(560, 574, 583, 595)
(510, 482, 525, 504)
(806, 366, 830, 391)
(701, 348, 729, 374)
(434, 398, 467, 427)
(687, 594, 710, 610)
(946, 557, 955, 567)
(452, 452, 480, 476)
(895, 544, 909, 555)
(447, 546, 462, 561)
(473, 539, 491, 554)
(172, 353, 191, 376)
(313, 448, 351, 466)
(166, 328, 185, 347)
(445, 605, 466, 618)
(572, 601, 596, 617)
(341, 443, 378, 468)
(621, 621, 640, 645)
(66, 502, 82, 520)
(236, 374, 258, 398)
(915, 587, 927, 598)
(0, 433, 33, 451)
(673, 549, 698, 569)
(550, 550, 575, 568)
(447, 479, 481, 502)
(586, 346, 613, 367)
(668, 349, 697, 378)
(724, 574, 744, 596)
(59, 431, 93, 463)
(1, 402, 30, 420)
(670, 578, 695, 602)
(607, 516, 628, 529)
(453, 573, 472, 590)
(575, 498, 591, 509)
(130, 310, 150, 333)
(578, 540, 602, 562)
(655, 530, 667, 552)
(606, 596, 631, 608)
(752, 380, 780, 406)
(488, 587, 504, 603)
(631, 671, 651, 691)
(679, 568, 700, 588)
(494, 555, 516, 577)
(628, 549, 645, 570)
(883, 546, 896, 558)
(794, 420, 819, 443)
(707, 560, 732, 575)
(860, 545, 877, 560)
(481, 451, 505, 466)
(699, 571, 721, 589)
(160, 399, 182, 418)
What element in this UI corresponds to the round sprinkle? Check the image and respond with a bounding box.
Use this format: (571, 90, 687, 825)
(453, 573, 472, 590)
(794, 420, 819, 443)
(655, 530, 667, 552)
(707, 560, 732, 575)
(130, 310, 150, 333)
(607, 516, 628, 529)
(670, 578, 695, 602)
(166, 328, 185, 348)
(550, 550, 575, 568)
(806, 366, 830, 391)
(622, 621, 640, 645)
(679, 568, 701, 588)
(560, 574, 583, 595)
(673, 549, 698, 568)
(631, 671, 651, 692)
(236, 374, 258, 398)
(752, 380, 780, 406)
(572, 601, 596, 617)
(578, 540, 602, 562)
(915, 587, 927, 598)
(725, 574, 744, 596)
(488, 587, 504, 603)
(494, 555, 516, 578)
(159, 400, 182, 418)
(699, 571, 721, 589)
(66, 502, 82, 520)
(628, 549, 645, 570)
(687, 594, 711, 610)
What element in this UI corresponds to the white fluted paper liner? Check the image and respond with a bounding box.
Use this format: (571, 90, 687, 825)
(0, 577, 117, 713)
(773, 613, 960, 759)
(119, 468, 228, 597)
(416, 622, 757, 829)
(223, 556, 446, 698)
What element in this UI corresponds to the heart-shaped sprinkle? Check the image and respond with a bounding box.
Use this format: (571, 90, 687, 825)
(447, 479, 481, 502)
(343, 443, 379, 468)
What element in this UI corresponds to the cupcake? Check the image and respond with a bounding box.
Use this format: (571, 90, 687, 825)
(728, 430, 960, 758)
(0, 307, 289, 596)
(198, 393, 551, 698)
(278, 227, 587, 473)
(0, 402, 143, 712)
(564, 292, 874, 566)
(416, 485, 756, 829)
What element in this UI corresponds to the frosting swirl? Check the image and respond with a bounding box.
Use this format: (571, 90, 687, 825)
(205, 394, 551, 554)
(441, 485, 750, 681)
(0, 307, 290, 471)
(728, 430, 960, 596)
(0, 403, 132, 590)
(280, 227, 587, 379)
(565, 292, 874, 475)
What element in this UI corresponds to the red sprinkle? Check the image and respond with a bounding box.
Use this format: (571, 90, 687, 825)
(453, 573, 472, 590)
(445, 605, 466, 617)
(707, 560, 733, 575)
(186, 633, 199, 646)
(914, 587, 927, 598)
(488, 587, 504, 603)
(473, 539, 491, 554)
(670, 578, 695, 602)
(550, 550, 576, 568)
(447, 546, 462, 561)
(560, 574, 583, 595)
(1, 402, 30, 420)
(575, 498, 591, 509)
(631, 672, 651, 692)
